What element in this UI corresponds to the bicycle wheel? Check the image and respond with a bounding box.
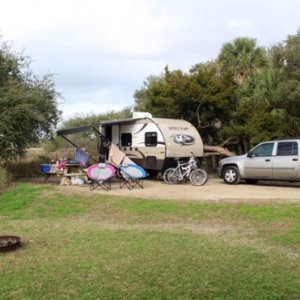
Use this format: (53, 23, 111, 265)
(165, 168, 181, 184)
(163, 168, 176, 184)
(189, 168, 208, 186)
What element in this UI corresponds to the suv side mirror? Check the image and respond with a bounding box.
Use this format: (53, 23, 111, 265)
(247, 152, 254, 158)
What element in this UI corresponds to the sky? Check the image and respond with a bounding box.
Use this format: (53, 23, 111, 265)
(0, 0, 299, 120)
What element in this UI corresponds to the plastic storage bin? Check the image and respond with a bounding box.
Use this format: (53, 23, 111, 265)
(40, 164, 51, 173)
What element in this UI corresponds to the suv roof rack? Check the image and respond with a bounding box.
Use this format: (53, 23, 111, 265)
(271, 137, 300, 141)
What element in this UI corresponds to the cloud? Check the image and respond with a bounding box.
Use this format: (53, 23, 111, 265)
(228, 19, 254, 30)
(227, 19, 255, 37)
(59, 85, 133, 120)
(1, 0, 300, 120)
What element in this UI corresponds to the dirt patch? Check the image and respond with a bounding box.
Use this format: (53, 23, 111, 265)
(64, 216, 300, 259)
(47, 177, 300, 204)
(16, 175, 300, 203)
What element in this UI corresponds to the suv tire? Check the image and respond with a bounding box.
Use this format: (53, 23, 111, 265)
(222, 166, 240, 184)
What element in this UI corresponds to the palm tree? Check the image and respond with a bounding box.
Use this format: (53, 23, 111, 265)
(240, 67, 300, 137)
(218, 37, 268, 85)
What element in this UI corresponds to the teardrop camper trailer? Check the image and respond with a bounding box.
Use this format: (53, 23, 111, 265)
(99, 113, 204, 174)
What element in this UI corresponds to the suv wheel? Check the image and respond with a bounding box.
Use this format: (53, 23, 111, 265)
(223, 166, 240, 184)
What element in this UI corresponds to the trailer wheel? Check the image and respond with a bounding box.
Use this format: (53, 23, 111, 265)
(147, 170, 158, 177)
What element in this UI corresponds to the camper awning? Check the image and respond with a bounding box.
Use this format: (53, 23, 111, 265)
(56, 125, 102, 136)
(56, 124, 106, 163)
(99, 117, 147, 126)
(56, 117, 147, 137)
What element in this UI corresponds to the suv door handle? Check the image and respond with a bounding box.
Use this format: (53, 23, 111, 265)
(292, 158, 298, 161)
(265, 159, 271, 162)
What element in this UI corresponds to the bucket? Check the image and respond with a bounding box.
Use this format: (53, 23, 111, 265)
(40, 164, 51, 173)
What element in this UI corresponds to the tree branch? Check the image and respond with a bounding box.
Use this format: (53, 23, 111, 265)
(196, 101, 203, 130)
(220, 136, 239, 147)
(204, 144, 235, 157)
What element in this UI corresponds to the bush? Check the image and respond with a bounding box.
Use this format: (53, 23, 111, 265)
(0, 166, 11, 191)
(7, 157, 48, 179)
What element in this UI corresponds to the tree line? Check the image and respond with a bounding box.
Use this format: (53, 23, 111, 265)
(1, 30, 300, 162)
(134, 31, 300, 153)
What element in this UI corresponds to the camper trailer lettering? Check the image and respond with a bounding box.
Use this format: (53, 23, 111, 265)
(168, 126, 188, 131)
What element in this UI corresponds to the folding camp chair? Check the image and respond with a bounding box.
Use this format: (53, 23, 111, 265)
(86, 163, 115, 191)
(119, 163, 147, 190)
(106, 143, 147, 190)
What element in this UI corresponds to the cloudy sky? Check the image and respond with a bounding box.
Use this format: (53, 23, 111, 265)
(0, 0, 299, 120)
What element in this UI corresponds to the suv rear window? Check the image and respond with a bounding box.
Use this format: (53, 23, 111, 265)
(277, 142, 298, 156)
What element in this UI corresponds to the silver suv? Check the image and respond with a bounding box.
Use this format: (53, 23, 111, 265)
(218, 139, 300, 184)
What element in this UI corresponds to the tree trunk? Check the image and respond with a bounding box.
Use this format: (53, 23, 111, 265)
(203, 144, 235, 157)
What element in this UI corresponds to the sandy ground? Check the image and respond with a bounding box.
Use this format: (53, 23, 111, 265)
(38, 175, 300, 203)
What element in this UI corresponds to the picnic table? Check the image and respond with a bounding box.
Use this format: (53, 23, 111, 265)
(42, 162, 86, 184)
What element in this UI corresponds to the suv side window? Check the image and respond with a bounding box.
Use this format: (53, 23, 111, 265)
(277, 142, 298, 156)
(251, 143, 274, 157)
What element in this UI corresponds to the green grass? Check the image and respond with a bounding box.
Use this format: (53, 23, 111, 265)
(0, 183, 91, 220)
(116, 198, 300, 244)
(0, 183, 300, 299)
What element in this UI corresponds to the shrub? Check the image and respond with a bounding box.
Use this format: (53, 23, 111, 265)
(0, 165, 11, 191)
(7, 157, 48, 179)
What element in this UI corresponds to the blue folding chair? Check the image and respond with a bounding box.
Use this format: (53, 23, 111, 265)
(119, 163, 147, 190)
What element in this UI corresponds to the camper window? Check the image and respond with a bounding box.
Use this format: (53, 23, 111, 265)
(145, 132, 157, 146)
(121, 133, 132, 146)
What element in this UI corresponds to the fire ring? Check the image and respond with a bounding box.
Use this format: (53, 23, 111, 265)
(0, 236, 21, 252)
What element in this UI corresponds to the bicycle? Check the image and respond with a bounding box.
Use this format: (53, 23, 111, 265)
(163, 156, 208, 186)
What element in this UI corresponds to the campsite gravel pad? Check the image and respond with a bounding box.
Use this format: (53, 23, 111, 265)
(0, 236, 21, 252)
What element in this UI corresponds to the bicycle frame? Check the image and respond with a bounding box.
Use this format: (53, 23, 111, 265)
(163, 155, 208, 186)
(173, 157, 198, 180)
